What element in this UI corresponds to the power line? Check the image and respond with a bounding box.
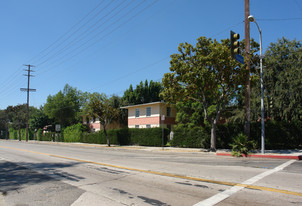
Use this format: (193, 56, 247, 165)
(28, 0, 107, 64)
(35, 0, 132, 67)
(35, 0, 157, 76)
(258, 17, 302, 21)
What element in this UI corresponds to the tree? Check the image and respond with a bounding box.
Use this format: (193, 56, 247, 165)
(263, 37, 302, 121)
(109, 95, 128, 127)
(30, 106, 52, 131)
(6, 104, 27, 140)
(161, 37, 246, 151)
(123, 80, 163, 105)
(0, 109, 8, 139)
(44, 84, 83, 127)
(84, 93, 119, 146)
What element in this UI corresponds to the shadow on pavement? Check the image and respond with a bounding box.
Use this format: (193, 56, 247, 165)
(0, 160, 83, 195)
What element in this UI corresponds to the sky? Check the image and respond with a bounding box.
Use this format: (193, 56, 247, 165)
(0, 0, 301, 110)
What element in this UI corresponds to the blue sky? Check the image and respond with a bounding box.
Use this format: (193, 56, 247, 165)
(0, 0, 301, 109)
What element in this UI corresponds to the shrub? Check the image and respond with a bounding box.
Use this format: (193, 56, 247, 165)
(64, 123, 89, 142)
(9, 128, 18, 140)
(170, 125, 210, 148)
(37, 129, 43, 141)
(81, 128, 168, 147)
(129, 128, 169, 146)
(230, 133, 256, 157)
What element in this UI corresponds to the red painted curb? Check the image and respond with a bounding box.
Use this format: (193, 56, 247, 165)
(216, 153, 302, 160)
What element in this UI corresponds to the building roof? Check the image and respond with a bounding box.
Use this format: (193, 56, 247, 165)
(120, 101, 164, 109)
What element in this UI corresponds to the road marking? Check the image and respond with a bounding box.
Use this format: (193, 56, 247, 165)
(193, 160, 296, 206)
(1, 145, 301, 198)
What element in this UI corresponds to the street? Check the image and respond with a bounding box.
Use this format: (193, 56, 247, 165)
(0, 140, 301, 206)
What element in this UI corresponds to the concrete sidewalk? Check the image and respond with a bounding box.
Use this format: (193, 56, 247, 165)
(216, 149, 302, 160)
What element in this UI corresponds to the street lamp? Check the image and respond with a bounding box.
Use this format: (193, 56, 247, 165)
(248, 15, 265, 154)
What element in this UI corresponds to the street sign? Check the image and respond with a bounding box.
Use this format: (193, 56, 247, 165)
(55, 124, 61, 132)
(235, 54, 244, 64)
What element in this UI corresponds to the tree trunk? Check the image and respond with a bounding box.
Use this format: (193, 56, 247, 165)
(210, 121, 216, 151)
(18, 127, 21, 141)
(103, 124, 110, 147)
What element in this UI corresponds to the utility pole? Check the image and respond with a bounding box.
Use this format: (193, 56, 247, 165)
(20, 64, 36, 142)
(244, 0, 251, 138)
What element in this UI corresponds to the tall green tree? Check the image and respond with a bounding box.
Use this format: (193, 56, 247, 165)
(30, 106, 52, 130)
(44, 84, 83, 127)
(84, 93, 119, 146)
(123, 80, 163, 105)
(6, 104, 27, 140)
(161, 37, 246, 151)
(0, 109, 8, 139)
(263, 37, 302, 121)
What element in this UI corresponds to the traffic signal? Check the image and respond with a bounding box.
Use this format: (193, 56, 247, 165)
(230, 30, 240, 58)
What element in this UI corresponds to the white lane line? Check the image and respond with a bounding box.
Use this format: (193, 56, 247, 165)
(193, 160, 296, 206)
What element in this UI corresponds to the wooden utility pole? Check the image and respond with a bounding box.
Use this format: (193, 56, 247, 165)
(244, 0, 251, 138)
(20, 64, 36, 142)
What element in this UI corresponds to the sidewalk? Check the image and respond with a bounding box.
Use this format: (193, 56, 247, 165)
(216, 149, 302, 160)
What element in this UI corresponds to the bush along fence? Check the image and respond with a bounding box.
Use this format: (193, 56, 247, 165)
(9, 128, 34, 140)
(13, 125, 170, 147)
(8, 120, 301, 149)
(81, 127, 169, 147)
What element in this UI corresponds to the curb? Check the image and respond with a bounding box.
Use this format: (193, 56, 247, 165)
(216, 152, 302, 160)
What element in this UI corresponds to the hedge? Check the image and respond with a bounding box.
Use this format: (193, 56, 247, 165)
(9, 128, 34, 140)
(81, 128, 169, 147)
(64, 123, 89, 142)
(171, 121, 302, 149)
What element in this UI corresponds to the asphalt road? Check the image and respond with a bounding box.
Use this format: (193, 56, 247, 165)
(0, 140, 301, 206)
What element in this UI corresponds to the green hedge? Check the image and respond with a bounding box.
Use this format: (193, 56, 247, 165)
(64, 123, 89, 142)
(171, 121, 302, 149)
(170, 125, 210, 148)
(129, 128, 169, 146)
(9, 128, 34, 140)
(81, 127, 168, 147)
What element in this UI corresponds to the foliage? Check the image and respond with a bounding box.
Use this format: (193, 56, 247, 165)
(109, 95, 128, 127)
(230, 133, 257, 157)
(170, 124, 210, 148)
(129, 128, 169, 146)
(30, 107, 52, 130)
(38, 132, 55, 141)
(83, 93, 119, 146)
(81, 128, 168, 147)
(263, 37, 302, 121)
(9, 128, 18, 139)
(37, 128, 43, 140)
(175, 101, 205, 128)
(0, 110, 8, 138)
(44, 84, 83, 127)
(63, 123, 89, 142)
(161, 36, 246, 151)
(9, 128, 34, 140)
(123, 80, 163, 105)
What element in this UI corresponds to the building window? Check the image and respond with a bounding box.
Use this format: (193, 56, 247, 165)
(146, 107, 151, 117)
(135, 108, 140, 117)
(146, 124, 151, 128)
(166, 107, 171, 117)
(135, 125, 139, 128)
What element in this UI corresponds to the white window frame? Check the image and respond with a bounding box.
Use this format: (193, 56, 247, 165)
(135, 108, 140, 118)
(146, 107, 151, 117)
